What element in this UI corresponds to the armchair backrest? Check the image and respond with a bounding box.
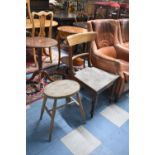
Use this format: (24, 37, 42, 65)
(87, 19, 120, 49)
(118, 18, 129, 43)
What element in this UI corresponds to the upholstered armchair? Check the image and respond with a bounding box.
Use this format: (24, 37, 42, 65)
(87, 19, 129, 100)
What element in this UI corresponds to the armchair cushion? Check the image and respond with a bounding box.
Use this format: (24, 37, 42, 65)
(114, 44, 129, 61)
(97, 46, 117, 58)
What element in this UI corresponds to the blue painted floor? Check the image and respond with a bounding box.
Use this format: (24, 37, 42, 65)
(27, 89, 129, 155)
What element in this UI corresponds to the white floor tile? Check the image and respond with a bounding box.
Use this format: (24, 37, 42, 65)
(100, 104, 129, 127)
(26, 105, 31, 110)
(61, 126, 101, 155)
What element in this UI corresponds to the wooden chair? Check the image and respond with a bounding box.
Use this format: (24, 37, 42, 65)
(31, 11, 54, 67)
(66, 32, 119, 117)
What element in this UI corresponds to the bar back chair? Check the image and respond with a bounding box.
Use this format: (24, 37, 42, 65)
(66, 32, 119, 117)
(26, 0, 32, 22)
(26, 0, 32, 37)
(31, 11, 54, 67)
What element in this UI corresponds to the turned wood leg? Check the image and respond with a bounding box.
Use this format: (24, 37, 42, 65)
(76, 92, 86, 123)
(90, 94, 98, 118)
(33, 48, 38, 67)
(57, 35, 61, 69)
(49, 99, 57, 142)
(49, 47, 53, 63)
(39, 95, 47, 120)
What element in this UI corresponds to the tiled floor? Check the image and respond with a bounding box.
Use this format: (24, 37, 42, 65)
(26, 90, 129, 155)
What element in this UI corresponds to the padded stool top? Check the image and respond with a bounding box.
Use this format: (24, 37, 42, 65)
(44, 80, 80, 99)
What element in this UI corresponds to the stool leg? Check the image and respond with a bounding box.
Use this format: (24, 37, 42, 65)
(66, 96, 72, 105)
(40, 95, 47, 120)
(76, 93, 86, 123)
(49, 99, 57, 142)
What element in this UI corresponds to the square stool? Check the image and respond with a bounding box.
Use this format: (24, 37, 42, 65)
(39, 79, 86, 141)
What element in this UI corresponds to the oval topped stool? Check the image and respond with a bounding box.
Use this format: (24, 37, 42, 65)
(39, 79, 86, 141)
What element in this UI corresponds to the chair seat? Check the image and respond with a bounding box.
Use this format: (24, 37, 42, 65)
(44, 80, 80, 99)
(75, 67, 119, 93)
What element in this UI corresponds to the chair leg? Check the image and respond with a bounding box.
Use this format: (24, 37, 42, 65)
(32, 48, 38, 67)
(76, 92, 86, 123)
(39, 95, 47, 120)
(49, 99, 57, 142)
(90, 94, 98, 118)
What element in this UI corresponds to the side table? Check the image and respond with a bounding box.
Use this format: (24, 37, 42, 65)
(26, 37, 58, 84)
(75, 67, 119, 118)
(57, 26, 87, 67)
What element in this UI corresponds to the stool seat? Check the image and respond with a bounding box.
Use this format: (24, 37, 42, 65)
(44, 80, 80, 99)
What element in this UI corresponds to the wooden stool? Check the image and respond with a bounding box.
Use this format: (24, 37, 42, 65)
(39, 79, 86, 141)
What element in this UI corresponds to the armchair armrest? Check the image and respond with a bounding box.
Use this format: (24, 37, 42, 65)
(114, 44, 129, 62)
(91, 52, 121, 74)
(72, 53, 89, 61)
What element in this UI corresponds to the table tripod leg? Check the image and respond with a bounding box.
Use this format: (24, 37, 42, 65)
(26, 70, 40, 82)
(40, 71, 54, 82)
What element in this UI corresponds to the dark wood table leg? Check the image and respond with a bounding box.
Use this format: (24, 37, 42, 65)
(37, 48, 55, 82)
(57, 34, 61, 69)
(26, 48, 54, 83)
(90, 93, 98, 118)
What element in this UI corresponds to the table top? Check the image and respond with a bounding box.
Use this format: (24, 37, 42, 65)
(26, 37, 57, 48)
(73, 22, 87, 29)
(57, 26, 87, 34)
(44, 80, 80, 98)
(54, 12, 77, 20)
(26, 19, 58, 29)
(75, 67, 119, 93)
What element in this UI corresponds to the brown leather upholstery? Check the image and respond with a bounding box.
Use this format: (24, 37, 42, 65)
(90, 19, 119, 48)
(115, 18, 129, 55)
(119, 18, 129, 43)
(87, 19, 129, 99)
